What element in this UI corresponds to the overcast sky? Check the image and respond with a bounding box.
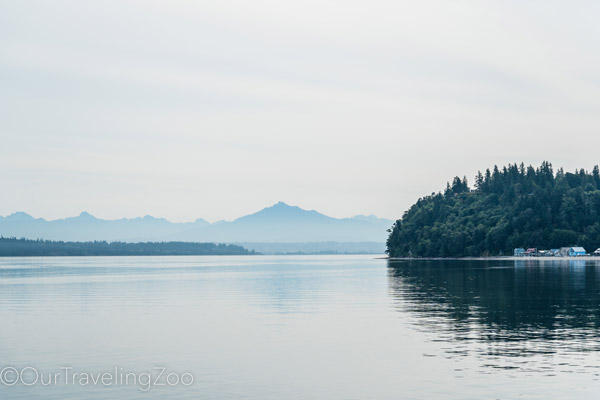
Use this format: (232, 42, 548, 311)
(2, 0, 600, 222)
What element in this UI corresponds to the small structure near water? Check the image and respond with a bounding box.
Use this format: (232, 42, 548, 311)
(513, 246, 587, 257)
(568, 247, 587, 256)
(559, 247, 572, 257)
(524, 248, 537, 256)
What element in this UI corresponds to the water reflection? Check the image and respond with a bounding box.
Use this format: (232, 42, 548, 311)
(387, 259, 600, 373)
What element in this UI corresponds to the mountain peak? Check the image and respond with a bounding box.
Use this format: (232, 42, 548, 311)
(5, 212, 35, 221)
(78, 211, 97, 219)
(262, 201, 304, 213)
(254, 201, 304, 214)
(233, 201, 328, 223)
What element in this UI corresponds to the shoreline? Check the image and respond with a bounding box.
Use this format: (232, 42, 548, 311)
(387, 256, 600, 261)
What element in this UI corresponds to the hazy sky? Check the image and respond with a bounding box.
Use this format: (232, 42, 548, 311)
(2, 1, 600, 222)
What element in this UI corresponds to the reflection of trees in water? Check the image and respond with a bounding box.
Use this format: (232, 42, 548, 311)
(387, 259, 600, 360)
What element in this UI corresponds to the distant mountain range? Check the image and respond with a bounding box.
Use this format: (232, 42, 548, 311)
(0, 202, 393, 249)
(0, 211, 210, 242)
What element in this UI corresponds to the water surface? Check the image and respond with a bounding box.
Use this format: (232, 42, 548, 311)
(0, 255, 599, 399)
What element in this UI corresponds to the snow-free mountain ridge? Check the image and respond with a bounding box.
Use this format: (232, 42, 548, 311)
(0, 202, 392, 244)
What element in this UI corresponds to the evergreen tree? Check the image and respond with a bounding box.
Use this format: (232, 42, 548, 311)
(475, 171, 484, 190)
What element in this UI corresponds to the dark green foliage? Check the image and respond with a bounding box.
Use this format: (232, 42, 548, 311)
(0, 237, 255, 256)
(387, 161, 600, 257)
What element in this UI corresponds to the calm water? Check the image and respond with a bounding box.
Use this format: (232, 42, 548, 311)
(0, 255, 599, 399)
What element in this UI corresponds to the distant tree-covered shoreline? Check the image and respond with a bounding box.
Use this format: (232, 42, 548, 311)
(0, 237, 255, 256)
(387, 161, 600, 257)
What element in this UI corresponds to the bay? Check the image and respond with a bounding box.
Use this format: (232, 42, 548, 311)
(0, 255, 598, 399)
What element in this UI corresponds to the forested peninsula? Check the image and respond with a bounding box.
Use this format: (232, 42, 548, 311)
(386, 162, 600, 257)
(0, 237, 255, 256)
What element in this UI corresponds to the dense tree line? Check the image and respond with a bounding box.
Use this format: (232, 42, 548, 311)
(0, 237, 255, 256)
(387, 161, 600, 257)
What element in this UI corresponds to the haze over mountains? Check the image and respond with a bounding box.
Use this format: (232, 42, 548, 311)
(0, 202, 392, 253)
